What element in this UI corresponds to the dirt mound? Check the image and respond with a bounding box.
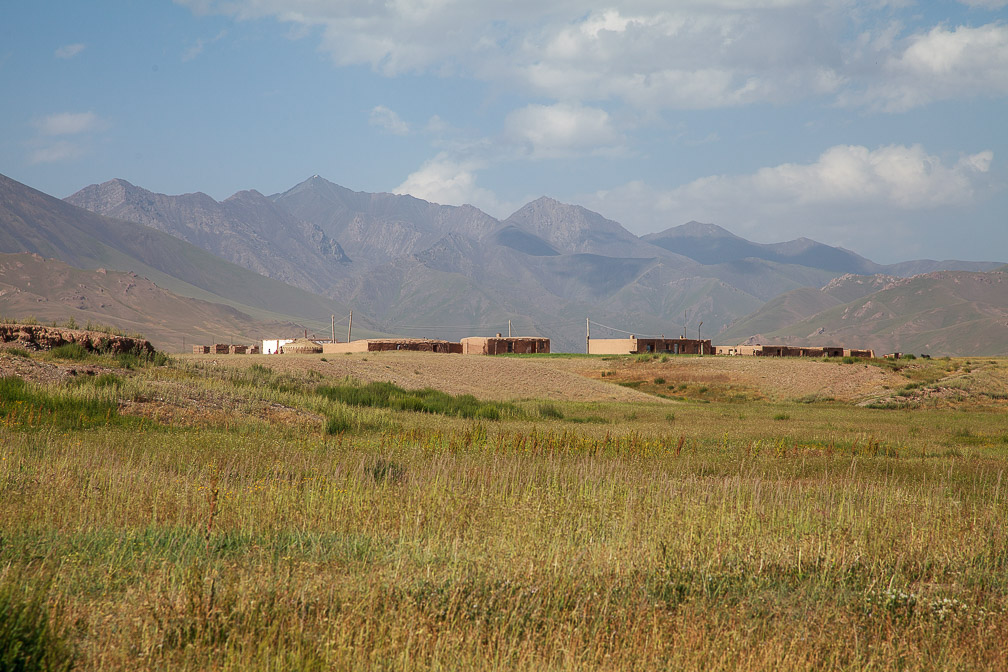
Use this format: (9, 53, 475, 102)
(0, 323, 154, 356)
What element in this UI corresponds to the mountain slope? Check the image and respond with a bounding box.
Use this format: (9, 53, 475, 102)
(721, 271, 1008, 355)
(271, 176, 500, 263)
(54, 173, 1006, 353)
(0, 253, 306, 351)
(719, 273, 898, 343)
(645, 221, 1001, 277)
(66, 179, 350, 294)
(0, 173, 357, 335)
(643, 221, 883, 274)
(505, 197, 680, 259)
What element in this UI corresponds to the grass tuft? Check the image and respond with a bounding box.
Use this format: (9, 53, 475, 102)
(0, 577, 76, 672)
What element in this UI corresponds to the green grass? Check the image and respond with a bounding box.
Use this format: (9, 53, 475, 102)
(0, 375, 137, 431)
(0, 576, 76, 672)
(316, 380, 521, 420)
(49, 343, 90, 361)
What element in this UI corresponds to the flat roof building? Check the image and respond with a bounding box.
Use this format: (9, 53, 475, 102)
(588, 336, 711, 356)
(322, 338, 460, 354)
(460, 335, 550, 355)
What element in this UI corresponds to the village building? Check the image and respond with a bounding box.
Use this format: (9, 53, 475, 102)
(262, 338, 296, 355)
(460, 335, 550, 355)
(322, 338, 460, 354)
(588, 336, 711, 356)
(715, 344, 873, 358)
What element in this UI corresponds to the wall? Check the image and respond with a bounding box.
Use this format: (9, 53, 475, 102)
(323, 339, 458, 354)
(461, 337, 551, 355)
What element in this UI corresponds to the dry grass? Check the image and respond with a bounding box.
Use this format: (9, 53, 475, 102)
(2, 353, 1007, 670)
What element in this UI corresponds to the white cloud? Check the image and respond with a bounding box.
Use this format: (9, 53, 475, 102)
(28, 140, 86, 164)
(54, 43, 86, 59)
(394, 153, 507, 214)
(504, 103, 625, 158)
(958, 0, 1008, 8)
(33, 111, 102, 136)
(27, 111, 106, 164)
(580, 144, 994, 248)
(846, 23, 1008, 111)
(175, 2, 1008, 112)
(369, 105, 410, 135)
(183, 29, 228, 61)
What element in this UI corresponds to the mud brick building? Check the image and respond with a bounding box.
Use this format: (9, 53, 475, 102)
(460, 335, 550, 355)
(588, 336, 711, 356)
(322, 338, 460, 354)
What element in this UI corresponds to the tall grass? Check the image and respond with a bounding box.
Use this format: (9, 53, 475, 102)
(1, 357, 1007, 670)
(0, 376, 135, 431)
(0, 574, 76, 672)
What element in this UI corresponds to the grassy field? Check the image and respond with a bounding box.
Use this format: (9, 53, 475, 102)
(1, 349, 1007, 671)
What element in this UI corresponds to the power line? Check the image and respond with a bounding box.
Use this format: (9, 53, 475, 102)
(587, 319, 665, 339)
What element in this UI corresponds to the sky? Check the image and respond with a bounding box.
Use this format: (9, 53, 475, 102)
(2, 0, 1006, 264)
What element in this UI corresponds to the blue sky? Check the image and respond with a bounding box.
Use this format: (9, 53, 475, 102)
(2, 0, 1006, 264)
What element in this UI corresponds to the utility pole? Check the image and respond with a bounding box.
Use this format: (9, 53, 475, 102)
(698, 321, 703, 356)
(331, 315, 335, 343)
(347, 310, 353, 343)
(508, 319, 512, 337)
(586, 317, 590, 354)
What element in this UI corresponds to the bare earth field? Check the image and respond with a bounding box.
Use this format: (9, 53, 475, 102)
(181, 351, 907, 404)
(185, 351, 656, 403)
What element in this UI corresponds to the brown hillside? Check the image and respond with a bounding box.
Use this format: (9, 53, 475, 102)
(0, 253, 305, 352)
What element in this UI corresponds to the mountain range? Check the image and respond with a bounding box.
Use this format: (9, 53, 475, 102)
(1, 171, 1004, 354)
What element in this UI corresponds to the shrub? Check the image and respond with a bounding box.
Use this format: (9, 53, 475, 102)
(116, 352, 140, 370)
(316, 380, 520, 420)
(0, 579, 75, 672)
(537, 403, 564, 420)
(5, 347, 31, 358)
(325, 411, 353, 435)
(49, 343, 89, 361)
(93, 373, 122, 389)
(369, 458, 406, 485)
(654, 377, 666, 385)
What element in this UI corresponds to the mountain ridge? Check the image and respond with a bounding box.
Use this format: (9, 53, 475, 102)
(3, 171, 1004, 353)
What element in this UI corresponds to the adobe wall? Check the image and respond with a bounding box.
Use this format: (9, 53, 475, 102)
(461, 336, 551, 355)
(322, 340, 370, 354)
(632, 338, 712, 355)
(587, 338, 636, 355)
(323, 339, 458, 354)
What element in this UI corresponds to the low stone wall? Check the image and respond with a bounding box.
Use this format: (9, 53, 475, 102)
(0, 323, 155, 356)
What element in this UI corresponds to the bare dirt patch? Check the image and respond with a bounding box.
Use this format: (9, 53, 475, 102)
(553, 355, 908, 403)
(0, 352, 111, 386)
(185, 352, 660, 403)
